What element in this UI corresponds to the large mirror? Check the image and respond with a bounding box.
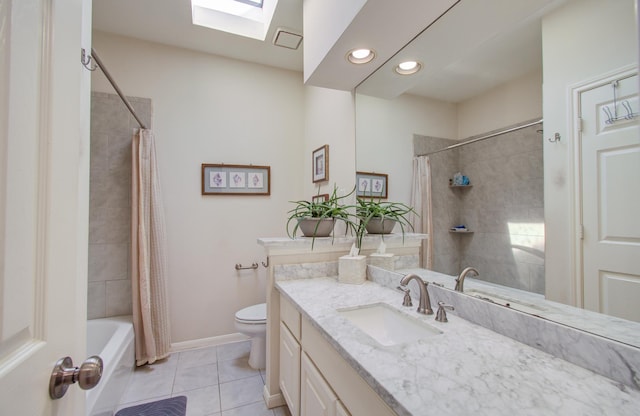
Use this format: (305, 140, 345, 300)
(355, 0, 639, 345)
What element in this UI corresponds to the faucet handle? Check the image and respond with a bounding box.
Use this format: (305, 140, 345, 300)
(435, 302, 455, 322)
(396, 286, 413, 307)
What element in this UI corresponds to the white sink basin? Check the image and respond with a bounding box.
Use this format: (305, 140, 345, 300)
(465, 289, 545, 315)
(337, 303, 442, 346)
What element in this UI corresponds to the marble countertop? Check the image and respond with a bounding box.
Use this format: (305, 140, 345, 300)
(276, 277, 640, 416)
(400, 267, 640, 348)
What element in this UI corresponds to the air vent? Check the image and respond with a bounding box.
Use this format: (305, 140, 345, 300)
(273, 27, 302, 50)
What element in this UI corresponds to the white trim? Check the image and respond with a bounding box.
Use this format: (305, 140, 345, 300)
(34, 0, 53, 342)
(568, 64, 638, 309)
(170, 332, 249, 353)
(263, 385, 286, 408)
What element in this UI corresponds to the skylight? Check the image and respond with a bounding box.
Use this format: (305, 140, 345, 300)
(192, 0, 277, 41)
(236, 0, 264, 7)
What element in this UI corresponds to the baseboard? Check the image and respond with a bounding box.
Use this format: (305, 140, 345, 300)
(263, 385, 285, 409)
(170, 332, 250, 353)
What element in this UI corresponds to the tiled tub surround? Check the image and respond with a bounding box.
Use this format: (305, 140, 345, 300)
(276, 277, 640, 416)
(414, 122, 545, 294)
(88, 92, 153, 319)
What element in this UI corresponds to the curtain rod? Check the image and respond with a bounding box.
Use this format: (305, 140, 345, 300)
(419, 119, 543, 157)
(90, 48, 148, 130)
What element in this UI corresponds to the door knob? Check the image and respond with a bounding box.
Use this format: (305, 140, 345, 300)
(49, 355, 103, 399)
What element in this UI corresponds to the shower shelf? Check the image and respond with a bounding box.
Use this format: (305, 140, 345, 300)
(449, 184, 472, 189)
(449, 229, 474, 234)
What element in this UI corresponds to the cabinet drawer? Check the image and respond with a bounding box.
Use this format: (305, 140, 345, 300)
(281, 295, 301, 341)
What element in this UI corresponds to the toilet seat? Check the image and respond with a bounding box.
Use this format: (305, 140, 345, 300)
(235, 303, 266, 324)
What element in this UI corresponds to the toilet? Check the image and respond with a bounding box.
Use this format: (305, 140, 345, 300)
(234, 303, 267, 369)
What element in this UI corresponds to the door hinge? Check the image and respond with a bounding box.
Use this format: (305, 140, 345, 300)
(577, 117, 583, 133)
(579, 224, 584, 240)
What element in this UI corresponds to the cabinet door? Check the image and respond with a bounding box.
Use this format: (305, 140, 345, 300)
(336, 400, 351, 416)
(280, 322, 301, 416)
(301, 353, 338, 416)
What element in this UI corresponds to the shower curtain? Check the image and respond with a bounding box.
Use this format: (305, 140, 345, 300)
(131, 129, 171, 366)
(410, 156, 434, 269)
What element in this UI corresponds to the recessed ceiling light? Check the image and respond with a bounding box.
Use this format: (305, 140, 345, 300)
(395, 60, 422, 75)
(347, 48, 376, 64)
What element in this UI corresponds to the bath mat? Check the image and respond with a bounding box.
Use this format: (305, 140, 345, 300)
(115, 396, 187, 416)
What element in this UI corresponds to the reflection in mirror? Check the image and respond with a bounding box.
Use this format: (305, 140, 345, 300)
(412, 121, 544, 294)
(355, 0, 639, 344)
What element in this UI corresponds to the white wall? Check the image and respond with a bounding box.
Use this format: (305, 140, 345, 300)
(355, 94, 457, 205)
(457, 69, 542, 139)
(542, 0, 637, 305)
(92, 32, 305, 343)
(303, 86, 357, 236)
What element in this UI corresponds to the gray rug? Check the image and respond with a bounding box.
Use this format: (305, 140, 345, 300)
(115, 396, 187, 416)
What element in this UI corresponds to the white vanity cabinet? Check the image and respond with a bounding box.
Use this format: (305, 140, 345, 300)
(279, 294, 395, 416)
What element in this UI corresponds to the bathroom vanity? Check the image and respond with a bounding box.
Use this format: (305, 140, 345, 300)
(259, 235, 640, 415)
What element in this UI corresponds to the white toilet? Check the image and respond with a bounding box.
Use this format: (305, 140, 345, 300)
(234, 303, 267, 369)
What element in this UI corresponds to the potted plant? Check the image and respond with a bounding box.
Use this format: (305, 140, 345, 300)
(286, 185, 358, 247)
(355, 197, 416, 248)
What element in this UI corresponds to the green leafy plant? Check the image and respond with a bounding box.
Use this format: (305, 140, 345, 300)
(355, 196, 416, 248)
(286, 185, 358, 248)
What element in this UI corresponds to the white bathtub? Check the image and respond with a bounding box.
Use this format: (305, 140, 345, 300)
(87, 316, 135, 416)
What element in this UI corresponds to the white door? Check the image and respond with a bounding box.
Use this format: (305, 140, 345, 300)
(300, 353, 337, 416)
(279, 322, 301, 416)
(0, 0, 92, 414)
(580, 73, 640, 322)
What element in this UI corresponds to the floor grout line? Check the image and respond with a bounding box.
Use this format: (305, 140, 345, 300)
(116, 340, 289, 416)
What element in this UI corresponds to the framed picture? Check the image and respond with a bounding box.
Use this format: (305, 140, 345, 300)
(312, 194, 329, 203)
(312, 145, 329, 183)
(202, 164, 270, 195)
(356, 171, 388, 199)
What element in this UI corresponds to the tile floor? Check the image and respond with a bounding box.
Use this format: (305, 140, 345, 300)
(116, 340, 290, 416)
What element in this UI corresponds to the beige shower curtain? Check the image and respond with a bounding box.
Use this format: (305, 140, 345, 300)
(131, 129, 171, 366)
(410, 156, 434, 269)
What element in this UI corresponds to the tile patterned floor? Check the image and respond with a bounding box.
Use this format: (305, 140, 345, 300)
(116, 341, 290, 416)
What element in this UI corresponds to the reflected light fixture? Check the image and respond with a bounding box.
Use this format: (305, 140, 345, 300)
(395, 60, 422, 75)
(347, 48, 376, 64)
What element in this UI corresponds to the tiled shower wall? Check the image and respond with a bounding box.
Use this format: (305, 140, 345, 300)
(87, 92, 152, 319)
(414, 122, 545, 293)
(413, 136, 460, 276)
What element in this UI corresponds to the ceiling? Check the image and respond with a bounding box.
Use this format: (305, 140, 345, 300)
(357, 0, 568, 102)
(92, 0, 304, 72)
(92, 0, 566, 102)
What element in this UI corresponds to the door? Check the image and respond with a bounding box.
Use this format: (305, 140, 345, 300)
(0, 0, 91, 414)
(300, 353, 337, 416)
(580, 73, 640, 322)
(279, 322, 301, 416)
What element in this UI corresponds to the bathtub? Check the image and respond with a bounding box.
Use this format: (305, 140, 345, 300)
(87, 316, 135, 416)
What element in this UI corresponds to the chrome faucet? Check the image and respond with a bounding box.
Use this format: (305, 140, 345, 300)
(454, 267, 479, 292)
(399, 274, 433, 315)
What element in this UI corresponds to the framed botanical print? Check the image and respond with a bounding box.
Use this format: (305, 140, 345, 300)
(312, 145, 329, 183)
(202, 164, 270, 195)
